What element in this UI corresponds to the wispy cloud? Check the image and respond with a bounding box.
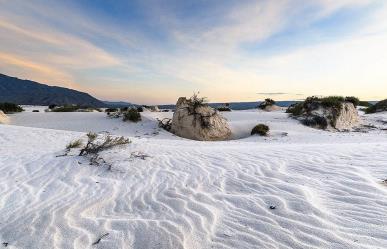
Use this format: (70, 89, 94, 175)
(0, 0, 386, 103)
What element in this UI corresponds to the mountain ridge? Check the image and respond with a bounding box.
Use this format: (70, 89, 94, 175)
(0, 73, 105, 107)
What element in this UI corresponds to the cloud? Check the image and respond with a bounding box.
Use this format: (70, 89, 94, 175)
(0, 0, 386, 103)
(0, 52, 77, 88)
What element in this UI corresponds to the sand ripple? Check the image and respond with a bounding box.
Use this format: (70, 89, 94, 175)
(1, 126, 387, 248)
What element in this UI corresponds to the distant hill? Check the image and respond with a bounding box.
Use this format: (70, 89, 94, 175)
(0, 73, 105, 107)
(103, 100, 137, 108)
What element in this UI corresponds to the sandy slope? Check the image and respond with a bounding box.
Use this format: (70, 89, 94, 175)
(1, 109, 387, 249)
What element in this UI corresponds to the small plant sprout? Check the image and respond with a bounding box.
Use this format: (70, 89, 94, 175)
(66, 139, 83, 150)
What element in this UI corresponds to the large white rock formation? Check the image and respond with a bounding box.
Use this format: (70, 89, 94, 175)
(171, 97, 231, 141)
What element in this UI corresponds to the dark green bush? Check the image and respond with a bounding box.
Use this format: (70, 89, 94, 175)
(365, 105, 377, 114)
(66, 139, 83, 150)
(217, 107, 231, 112)
(358, 101, 372, 107)
(286, 103, 304, 116)
(52, 105, 80, 112)
(137, 106, 144, 112)
(258, 98, 276, 109)
(0, 103, 24, 114)
(319, 96, 344, 109)
(302, 116, 328, 129)
(105, 108, 118, 113)
(184, 93, 209, 116)
(344, 96, 360, 107)
(251, 124, 270, 136)
(188, 92, 208, 110)
(365, 99, 387, 114)
(264, 98, 275, 105)
(123, 108, 141, 122)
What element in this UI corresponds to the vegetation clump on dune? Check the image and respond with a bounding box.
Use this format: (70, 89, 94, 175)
(51, 105, 80, 112)
(365, 99, 387, 114)
(286, 96, 360, 130)
(50, 105, 101, 112)
(66, 139, 83, 150)
(63, 132, 131, 169)
(258, 98, 280, 112)
(0, 102, 24, 114)
(358, 101, 372, 107)
(217, 103, 232, 112)
(251, 124, 270, 136)
(123, 108, 142, 122)
(344, 96, 360, 107)
(105, 108, 118, 113)
(106, 106, 143, 122)
(258, 98, 276, 109)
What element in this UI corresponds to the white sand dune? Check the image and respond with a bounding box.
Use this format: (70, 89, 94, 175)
(1, 109, 387, 248)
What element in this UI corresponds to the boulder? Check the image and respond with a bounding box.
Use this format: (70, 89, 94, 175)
(334, 103, 360, 130)
(287, 98, 360, 130)
(0, 110, 9, 124)
(171, 97, 232, 141)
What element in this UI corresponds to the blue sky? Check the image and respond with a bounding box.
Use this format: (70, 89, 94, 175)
(1, 0, 386, 104)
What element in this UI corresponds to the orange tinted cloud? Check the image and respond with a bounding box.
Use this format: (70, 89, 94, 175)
(0, 52, 79, 89)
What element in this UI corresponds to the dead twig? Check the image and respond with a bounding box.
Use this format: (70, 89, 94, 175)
(157, 118, 172, 131)
(130, 151, 150, 160)
(92, 233, 109, 245)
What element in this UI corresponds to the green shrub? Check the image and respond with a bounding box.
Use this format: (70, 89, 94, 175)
(344, 96, 360, 107)
(258, 98, 276, 109)
(120, 107, 129, 112)
(365, 99, 387, 114)
(217, 106, 231, 112)
(0, 103, 24, 114)
(264, 98, 275, 105)
(123, 108, 141, 122)
(105, 108, 118, 113)
(319, 96, 344, 109)
(286, 103, 303, 116)
(78, 132, 131, 169)
(302, 116, 328, 129)
(66, 139, 83, 150)
(365, 105, 377, 114)
(251, 124, 269, 136)
(52, 105, 80, 112)
(358, 101, 372, 107)
(188, 92, 208, 110)
(137, 106, 144, 112)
